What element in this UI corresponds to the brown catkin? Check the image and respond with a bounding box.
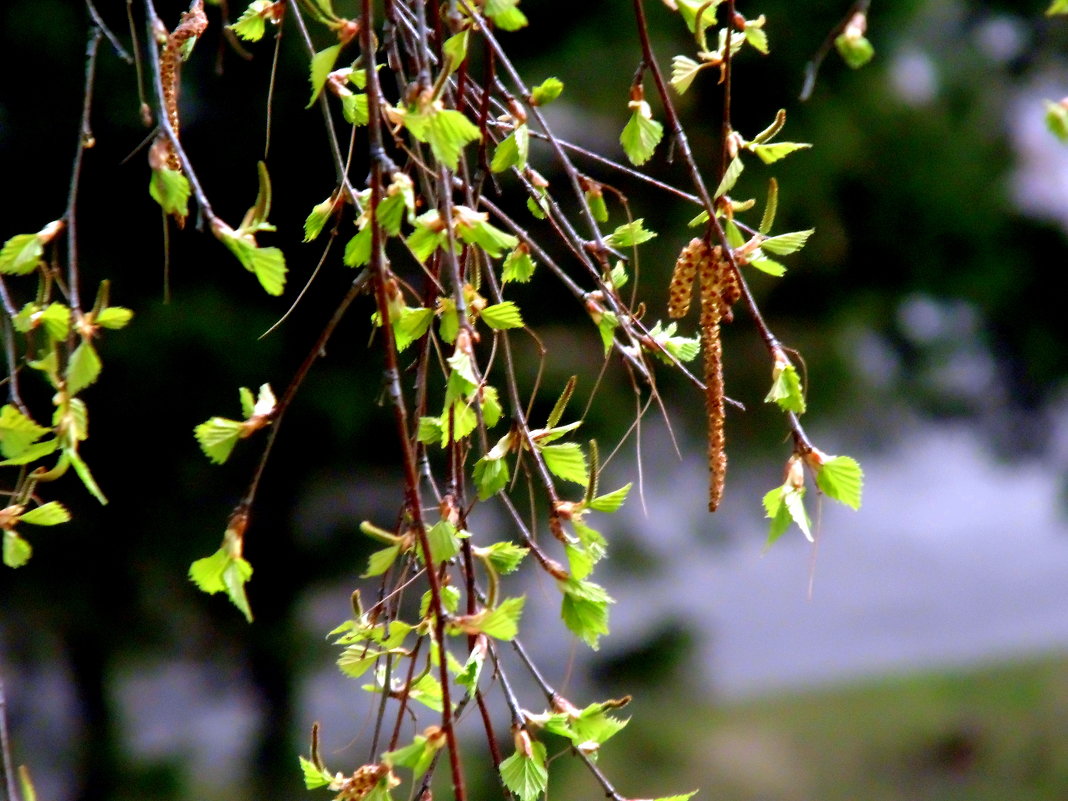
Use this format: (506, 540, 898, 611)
(159, 1, 208, 172)
(698, 247, 737, 512)
(667, 238, 708, 318)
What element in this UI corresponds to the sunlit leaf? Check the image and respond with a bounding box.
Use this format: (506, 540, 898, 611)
(307, 44, 341, 108)
(539, 442, 589, 485)
(604, 219, 656, 248)
(620, 102, 663, 166)
(230, 1, 274, 41)
(815, 454, 864, 510)
(530, 77, 563, 105)
(491, 124, 529, 173)
(765, 363, 806, 413)
(835, 32, 875, 69)
(750, 141, 812, 165)
(3, 532, 31, 568)
(714, 156, 744, 199)
(587, 482, 632, 513)
(67, 448, 107, 504)
(95, 306, 134, 330)
(66, 340, 102, 395)
(0, 405, 50, 460)
(0, 234, 44, 275)
(559, 577, 613, 649)
(481, 301, 524, 330)
(484, 0, 528, 30)
(298, 756, 333, 790)
(20, 501, 71, 526)
(502, 245, 536, 283)
(189, 547, 254, 622)
(149, 168, 191, 222)
(670, 55, 705, 95)
(194, 417, 243, 464)
(499, 741, 547, 801)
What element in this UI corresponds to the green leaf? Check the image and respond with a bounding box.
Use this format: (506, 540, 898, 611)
(670, 55, 705, 95)
(748, 257, 786, 277)
(538, 442, 589, 485)
(3, 531, 32, 568)
(337, 646, 387, 679)
(438, 297, 459, 344)
(479, 596, 525, 640)
(304, 195, 335, 242)
(1046, 100, 1068, 143)
(67, 448, 107, 504)
(342, 92, 369, 126)
(218, 233, 287, 295)
(530, 77, 563, 105)
(417, 416, 441, 445)
(484, 0, 528, 30)
(502, 246, 536, 283)
(307, 44, 341, 108)
(473, 454, 510, 500)
(481, 301, 525, 330)
(239, 386, 256, 420)
(646, 320, 700, 364)
(20, 501, 71, 526)
(384, 735, 440, 778)
(714, 156, 744, 199)
(750, 141, 812, 165)
(456, 213, 518, 257)
(559, 578, 613, 649)
(588, 483, 632, 513)
(425, 519, 463, 564)
(95, 306, 134, 330)
(298, 756, 333, 790)
(1049, 0, 1068, 14)
(0, 405, 50, 460)
(480, 541, 528, 574)
(499, 741, 548, 801)
(765, 363, 806, 414)
(758, 229, 814, 256)
(566, 542, 595, 580)
(763, 484, 812, 544)
(442, 30, 470, 73)
(596, 310, 618, 355)
(604, 219, 656, 248)
(393, 306, 434, 352)
(363, 544, 402, 577)
(39, 303, 72, 340)
(189, 547, 254, 622)
(835, 32, 875, 69)
(0, 234, 44, 275)
(491, 124, 529, 173)
(149, 168, 191, 221)
(744, 24, 769, 54)
(620, 102, 663, 166)
(405, 107, 481, 171)
(0, 438, 58, 466)
(587, 188, 609, 223)
(344, 224, 372, 268)
(230, 1, 274, 41)
(194, 417, 243, 464)
(481, 384, 503, 428)
(815, 454, 864, 510)
(66, 340, 102, 395)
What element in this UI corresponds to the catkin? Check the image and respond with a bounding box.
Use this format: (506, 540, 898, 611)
(698, 247, 740, 512)
(159, 1, 208, 172)
(667, 238, 707, 319)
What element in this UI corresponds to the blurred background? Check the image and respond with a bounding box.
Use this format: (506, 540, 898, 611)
(2, 1, 1068, 799)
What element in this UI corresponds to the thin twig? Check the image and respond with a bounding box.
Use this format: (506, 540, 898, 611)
(0, 677, 20, 801)
(85, 0, 134, 62)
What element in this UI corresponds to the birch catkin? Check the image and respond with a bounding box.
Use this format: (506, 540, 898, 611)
(159, 0, 208, 172)
(670, 239, 740, 511)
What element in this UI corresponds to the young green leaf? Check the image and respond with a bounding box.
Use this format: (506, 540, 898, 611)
(714, 156, 744, 199)
(491, 124, 530, 173)
(765, 363, 806, 414)
(404, 106, 481, 171)
(595, 309, 619, 355)
(539, 442, 589, 485)
(67, 448, 107, 504)
(670, 55, 705, 95)
(194, 417, 244, 464)
(0, 405, 51, 460)
(530, 77, 563, 105)
(814, 454, 864, 510)
(217, 233, 287, 296)
(479, 541, 528, 574)
(620, 101, 663, 166)
(442, 30, 469, 74)
(0, 233, 44, 275)
(189, 547, 254, 622)
(483, 0, 528, 30)
(473, 452, 511, 500)
(587, 482, 632, 513)
(304, 195, 336, 242)
(481, 301, 525, 330)
(149, 168, 191, 222)
(604, 219, 656, 248)
(20, 501, 71, 526)
(645, 321, 701, 364)
(1049, 0, 1068, 14)
(835, 31, 875, 69)
(230, 1, 274, 41)
(298, 756, 333, 790)
(363, 544, 402, 578)
(425, 520, 463, 564)
(763, 484, 812, 544)
(749, 141, 812, 165)
(499, 741, 548, 801)
(341, 92, 369, 126)
(559, 577, 613, 649)
(383, 734, 440, 778)
(3, 531, 32, 568)
(67, 340, 102, 395)
(502, 245, 536, 283)
(95, 306, 134, 330)
(744, 23, 769, 54)
(478, 596, 525, 640)
(307, 44, 341, 108)
(40, 303, 72, 340)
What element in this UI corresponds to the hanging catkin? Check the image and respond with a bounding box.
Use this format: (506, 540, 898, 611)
(159, 1, 208, 172)
(670, 239, 739, 511)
